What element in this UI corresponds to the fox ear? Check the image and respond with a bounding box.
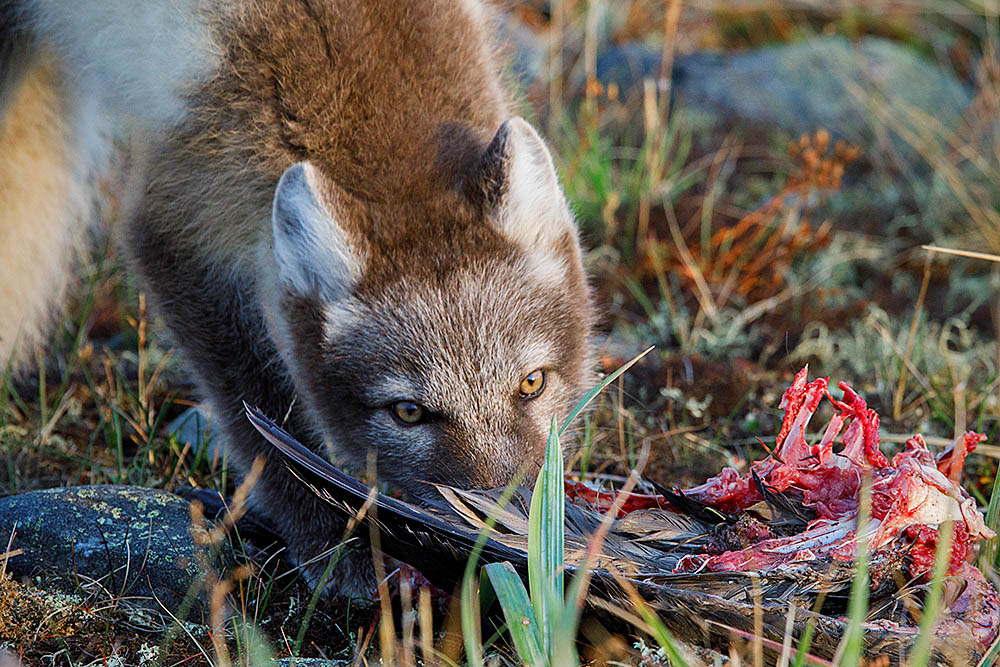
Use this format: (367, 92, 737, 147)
(271, 162, 362, 301)
(470, 117, 576, 249)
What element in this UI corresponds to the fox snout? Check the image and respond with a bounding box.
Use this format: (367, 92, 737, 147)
(468, 452, 543, 490)
(435, 430, 546, 491)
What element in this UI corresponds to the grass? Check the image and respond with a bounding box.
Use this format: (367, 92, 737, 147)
(3, 0, 1000, 665)
(484, 417, 574, 665)
(479, 396, 692, 667)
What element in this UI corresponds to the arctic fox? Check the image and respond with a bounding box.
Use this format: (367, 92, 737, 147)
(0, 0, 595, 592)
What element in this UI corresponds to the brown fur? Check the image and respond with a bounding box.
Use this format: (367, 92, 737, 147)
(149, 0, 511, 268)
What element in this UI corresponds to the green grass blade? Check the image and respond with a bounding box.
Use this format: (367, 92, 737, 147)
(484, 562, 546, 665)
(633, 600, 688, 667)
(559, 347, 654, 435)
(976, 634, 1000, 667)
(295, 547, 345, 656)
(528, 415, 565, 656)
(461, 566, 485, 667)
(839, 476, 872, 666)
(908, 521, 956, 667)
(791, 618, 817, 667)
(979, 468, 1000, 573)
(460, 468, 528, 667)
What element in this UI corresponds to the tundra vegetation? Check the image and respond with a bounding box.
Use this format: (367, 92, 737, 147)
(2, 1, 1000, 665)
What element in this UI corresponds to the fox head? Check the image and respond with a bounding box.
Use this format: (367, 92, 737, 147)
(262, 118, 594, 497)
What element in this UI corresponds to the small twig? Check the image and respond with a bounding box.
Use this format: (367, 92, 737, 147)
(418, 586, 436, 667)
(664, 202, 719, 322)
(1, 523, 17, 579)
(352, 618, 379, 667)
(951, 381, 968, 473)
(368, 452, 396, 667)
(582, 0, 599, 120)
(547, 0, 563, 138)
(659, 0, 683, 102)
(208, 576, 233, 667)
(0, 549, 23, 576)
(144, 347, 175, 412)
(893, 249, 933, 420)
(750, 571, 764, 667)
(921, 244, 1000, 264)
(777, 605, 797, 667)
(38, 382, 78, 446)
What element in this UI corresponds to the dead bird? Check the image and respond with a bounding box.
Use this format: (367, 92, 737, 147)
(247, 403, 991, 666)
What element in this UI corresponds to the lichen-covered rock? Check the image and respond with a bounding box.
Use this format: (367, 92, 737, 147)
(0, 486, 228, 616)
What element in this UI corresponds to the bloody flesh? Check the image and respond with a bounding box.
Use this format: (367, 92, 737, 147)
(563, 480, 673, 517)
(569, 367, 1000, 650)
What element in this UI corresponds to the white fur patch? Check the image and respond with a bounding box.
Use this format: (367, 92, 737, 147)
(457, 0, 488, 23)
(322, 299, 362, 343)
(495, 118, 574, 249)
(523, 249, 569, 290)
(272, 163, 362, 301)
(24, 0, 220, 126)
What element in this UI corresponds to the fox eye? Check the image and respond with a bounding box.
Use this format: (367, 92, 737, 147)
(391, 401, 425, 425)
(519, 369, 546, 399)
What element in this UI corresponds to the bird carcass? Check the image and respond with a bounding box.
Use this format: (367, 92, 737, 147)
(248, 367, 999, 665)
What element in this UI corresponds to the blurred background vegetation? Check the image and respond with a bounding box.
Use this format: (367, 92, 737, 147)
(3, 1, 1000, 664)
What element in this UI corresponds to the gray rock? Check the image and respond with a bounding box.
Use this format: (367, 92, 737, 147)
(586, 35, 982, 235)
(594, 41, 666, 95)
(0, 485, 227, 615)
(167, 404, 222, 460)
(597, 36, 972, 170)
